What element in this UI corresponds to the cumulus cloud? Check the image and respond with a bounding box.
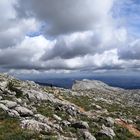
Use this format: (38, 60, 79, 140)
(0, 0, 39, 49)
(17, 0, 114, 36)
(0, 36, 49, 68)
(0, 0, 140, 76)
(119, 39, 140, 60)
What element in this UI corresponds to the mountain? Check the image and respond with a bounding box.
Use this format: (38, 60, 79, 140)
(0, 73, 140, 140)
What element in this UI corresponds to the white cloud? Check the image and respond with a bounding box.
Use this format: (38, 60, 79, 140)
(119, 39, 140, 60)
(0, 0, 140, 76)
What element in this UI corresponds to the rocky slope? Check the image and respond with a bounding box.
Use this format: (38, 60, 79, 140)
(0, 74, 140, 140)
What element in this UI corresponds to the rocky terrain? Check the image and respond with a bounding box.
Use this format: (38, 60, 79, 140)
(0, 73, 140, 140)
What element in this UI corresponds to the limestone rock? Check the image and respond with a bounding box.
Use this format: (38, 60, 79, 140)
(83, 131, 96, 140)
(98, 125, 116, 139)
(21, 119, 51, 132)
(72, 79, 119, 91)
(0, 96, 2, 100)
(15, 106, 33, 116)
(61, 120, 71, 127)
(34, 114, 50, 124)
(0, 81, 7, 91)
(0, 103, 8, 111)
(53, 114, 62, 121)
(7, 109, 20, 117)
(0, 100, 17, 108)
(72, 79, 109, 90)
(106, 117, 114, 127)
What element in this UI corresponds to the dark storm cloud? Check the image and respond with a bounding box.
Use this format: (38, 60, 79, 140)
(41, 32, 101, 60)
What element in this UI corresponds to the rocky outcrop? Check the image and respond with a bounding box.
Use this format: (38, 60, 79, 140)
(0, 73, 140, 139)
(0, 100, 17, 108)
(21, 119, 52, 132)
(15, 106, 33, 117)
(0, 103, 8, 111)
(97, 125, 116, 139)
(72, 79, 119, 91)
(82, 131, 96, 140)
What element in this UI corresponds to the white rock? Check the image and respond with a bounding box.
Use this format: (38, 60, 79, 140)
(0, 96, 2, 100)
(21, 119, 51, 132)
(34, 114, 49, 124)
(83, 131, 96, 140)
(0, 100, 17, 108)
(15, 106, 33, 116)
(99, 125, 116, 139)
(95, 105, 102, 110)
(106, 117, 114, 127)
(58, 135, 77, 140)
(14, 98, 22, 104)
(0, 81, 7, 91)
(0, 103, 8, 111)
(7, 109, 20, 117)
(25, 90, 49, 101)
(127, 119, 133, 124)
(53, 114, 62, 121)
(62, 120, 71, 126)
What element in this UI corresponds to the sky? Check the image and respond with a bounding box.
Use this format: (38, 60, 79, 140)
(0, 0, 140, 78)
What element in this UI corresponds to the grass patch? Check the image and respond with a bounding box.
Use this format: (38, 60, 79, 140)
(36, 102, 70, 120)
(0, 109, 41, 140)
(63, 96, 93, 111)
(114, 125, 139, 140)
(36, 102, 54, 117)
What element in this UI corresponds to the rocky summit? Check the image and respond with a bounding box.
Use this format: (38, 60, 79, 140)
(0, 74, 140, 140)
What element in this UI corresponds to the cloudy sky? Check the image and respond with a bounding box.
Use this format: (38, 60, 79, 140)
(0, 0, 140, 78)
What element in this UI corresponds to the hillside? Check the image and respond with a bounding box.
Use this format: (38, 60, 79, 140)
(0, 74, 140, 140)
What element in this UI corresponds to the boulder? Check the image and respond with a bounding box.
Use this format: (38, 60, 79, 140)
(58, 104, 79, 116)
(21, 119, 51, 132)
(34, 114, 50, 124)
(97, 125, 116, 139)
(0, 100, 17, 108)
(106, 117, 114, 127)
(53, 114, 62, 121)
(61, 120, 71, 127)
(15, 106, 33, 116)
(83, 131, 96, 140)
(0, 103, 8, 111)
(14, 98, 22, 104)
(3, 89, 16, 96)
(7, 109, 20, 117)
(0, 96, 2, 100)
(25, 90, 49, 101)
(0, 81, 7, 91)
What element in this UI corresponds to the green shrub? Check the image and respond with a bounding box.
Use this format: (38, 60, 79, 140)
(7, 81, 23, 98)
